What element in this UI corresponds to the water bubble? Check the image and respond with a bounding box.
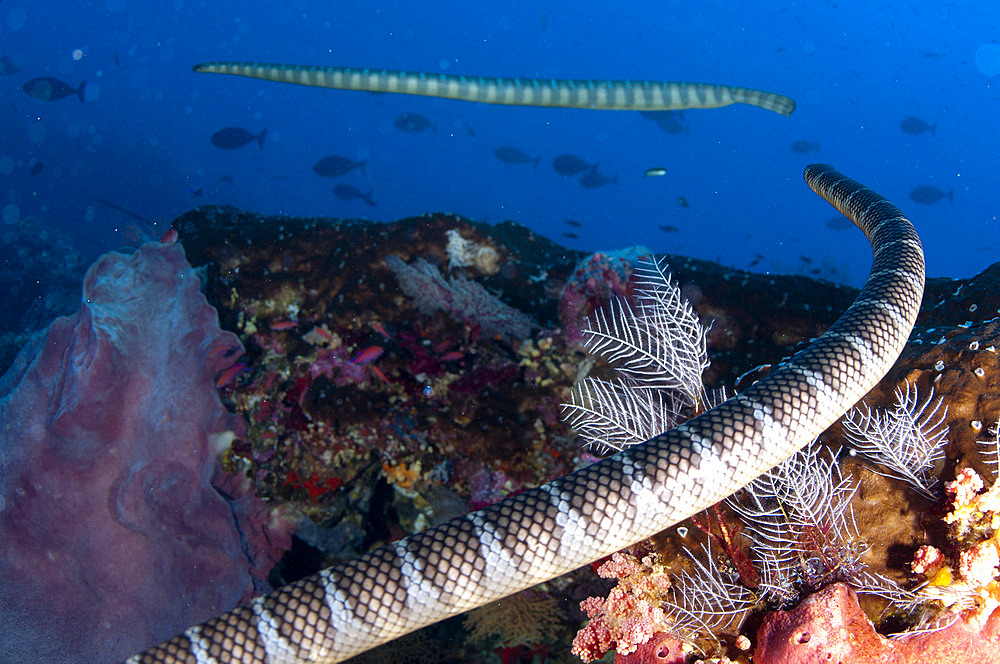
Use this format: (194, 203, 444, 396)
(27, 123, 46, 145)
(975, 43, 1000, 76)
(2, 204, 20, 225)
(5, 7, 27, 31)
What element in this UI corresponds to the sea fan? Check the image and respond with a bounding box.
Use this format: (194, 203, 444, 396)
(561, 256, 711, 452)
(385, 254, 535, 340)
(842, 382, 948, 500)
(463, 590, 563, 648)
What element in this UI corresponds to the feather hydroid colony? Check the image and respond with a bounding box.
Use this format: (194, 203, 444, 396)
(842, 382, 948, 500)
(561, 256, 713, 453)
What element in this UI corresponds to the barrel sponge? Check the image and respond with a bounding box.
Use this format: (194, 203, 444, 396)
(0, 241, 271, 664)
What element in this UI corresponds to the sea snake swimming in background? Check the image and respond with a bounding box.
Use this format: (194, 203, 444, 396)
(192, 61, 796, 116)
(125, 163, 925, 663)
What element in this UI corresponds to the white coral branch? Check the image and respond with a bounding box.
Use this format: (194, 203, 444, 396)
(728, 446, 866, 599)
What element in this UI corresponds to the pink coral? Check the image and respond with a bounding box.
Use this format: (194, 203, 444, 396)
(598, 552, 644, 579)
(947, 468, 985, 507)
(571, 553, 673, 662)
(0, 242, 289, 663)
(558, 250, 644, 345)
(959, 541, 1000, 587)
(911, 544, 945, 576)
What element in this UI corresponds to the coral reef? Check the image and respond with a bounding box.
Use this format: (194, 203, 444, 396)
(0, 240, 291, 664)
(6, 200, 1000, 661)
(170, 206, 1000, 661)
(564, 248, 1000, 659)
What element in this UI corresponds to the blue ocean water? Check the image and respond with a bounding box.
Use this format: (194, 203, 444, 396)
(1, 1, 998, 286)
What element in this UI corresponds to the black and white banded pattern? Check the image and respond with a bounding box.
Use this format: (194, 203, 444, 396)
(125, 165, 923, 663)
(192, 61, 796, 116)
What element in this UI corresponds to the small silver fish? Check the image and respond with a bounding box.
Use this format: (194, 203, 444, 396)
(644, 167, 668, 177)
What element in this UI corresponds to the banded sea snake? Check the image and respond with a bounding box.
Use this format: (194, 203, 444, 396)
(126, 164, 925, 663)
(192, 61, 796, 115)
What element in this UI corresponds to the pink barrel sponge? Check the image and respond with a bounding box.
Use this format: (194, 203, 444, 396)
(755, 583, 1000, 663)
(0, 241, 278, 663)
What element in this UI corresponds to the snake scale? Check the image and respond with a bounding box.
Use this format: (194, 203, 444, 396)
(192, 61, 796, 116)
(125, 164, 924, 663)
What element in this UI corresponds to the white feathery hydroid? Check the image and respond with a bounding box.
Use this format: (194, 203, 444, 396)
(561, 256, 711, 452)
(842, 382, 947, 500)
